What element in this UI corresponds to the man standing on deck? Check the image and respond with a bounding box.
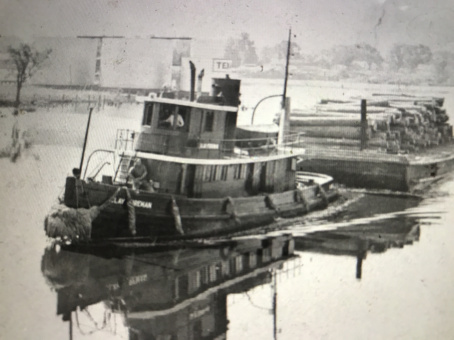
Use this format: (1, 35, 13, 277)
(128, 158, 154, 192)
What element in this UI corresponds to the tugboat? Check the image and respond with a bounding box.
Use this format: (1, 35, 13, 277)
(49, 74, 338, 242)
(44, 32, 338, 242)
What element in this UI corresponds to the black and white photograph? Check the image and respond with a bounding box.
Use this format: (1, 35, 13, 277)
(1, 0, 454, 339)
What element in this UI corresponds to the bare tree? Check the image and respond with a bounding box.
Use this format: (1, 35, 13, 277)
(8, 44, 52, 108)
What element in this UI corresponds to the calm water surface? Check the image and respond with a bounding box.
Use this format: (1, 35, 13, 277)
(1, 80, 453, 339)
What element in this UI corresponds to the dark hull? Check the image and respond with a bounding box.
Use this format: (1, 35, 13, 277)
(63, 177, 338, 241)
(300, 143, 454, 192)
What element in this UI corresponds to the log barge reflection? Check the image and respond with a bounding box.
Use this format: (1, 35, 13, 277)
(295, 216, 421, 279)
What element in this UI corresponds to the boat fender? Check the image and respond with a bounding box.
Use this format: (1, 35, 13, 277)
(44, 187, 122, 242)
(317, 184, 329, 207)
(170, 197, 184, 235)
(122, 187, 136, 236)
(295, 189, 309, 212)
(224, 197, 240, 225)
(265, 195, 280, 215)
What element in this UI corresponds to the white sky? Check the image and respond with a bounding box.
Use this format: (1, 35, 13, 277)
(0, 0, 453, 54)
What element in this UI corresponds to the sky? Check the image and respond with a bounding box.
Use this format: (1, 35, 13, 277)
(0, 0, 453, 54)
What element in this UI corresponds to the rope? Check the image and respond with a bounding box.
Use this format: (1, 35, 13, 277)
(265, 195, 280, 215)
(75, 179, 79, 209)
(57, 185, 65, 204)
(80, 181, 92, 208)
(295, 189, 309, 212)
(317, 184, 329, 207)
(170, 196, 184, 235)
(224, 197, 241, 225)
(122, 186, 136, 236)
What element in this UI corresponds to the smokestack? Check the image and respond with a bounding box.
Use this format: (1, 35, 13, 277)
(197, 69, 205, 100)
(189, 61, 196, 102)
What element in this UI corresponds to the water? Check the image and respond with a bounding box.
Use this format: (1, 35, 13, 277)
(1, 79, 453, 339)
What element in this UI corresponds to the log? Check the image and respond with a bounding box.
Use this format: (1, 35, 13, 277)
(290, 117, 375, 127)
(389, 102, 426, 111)
(292, 125, 370, 139)
(300, 136, 388, 148)
(316, 104, 386, 114)
(319, 99, 354, 104)
(301, 136, 360, 146)
(372, 94, 444, 106)
(291, 109, 316, 115)
(347, 98, 391, 107)
(292, 93, 451, 156)
(417, 99, 444, 106)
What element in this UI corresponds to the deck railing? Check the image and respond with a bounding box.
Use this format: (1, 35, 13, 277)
(115, 129, 136, 151)
(134, 130, 306, 158)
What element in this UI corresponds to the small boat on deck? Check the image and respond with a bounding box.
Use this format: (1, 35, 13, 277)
(47, 75, 338, 242)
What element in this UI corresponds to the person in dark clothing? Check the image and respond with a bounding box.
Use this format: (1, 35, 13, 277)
(128, 158, 153, 192)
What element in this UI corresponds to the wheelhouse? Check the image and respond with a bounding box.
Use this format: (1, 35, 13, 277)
(84, 77, 305, 199)
(136, 98, 238, 158)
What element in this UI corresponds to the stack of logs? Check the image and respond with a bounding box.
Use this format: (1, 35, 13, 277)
(290, 94, 452, 153)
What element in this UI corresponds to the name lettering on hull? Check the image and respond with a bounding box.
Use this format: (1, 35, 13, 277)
(113, 197, 152, 209)
(199, 143, 219, 150)
(105, 274, 148, 291)
(128, 274, 148, 286)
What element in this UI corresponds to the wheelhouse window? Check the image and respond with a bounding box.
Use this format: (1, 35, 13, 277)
(158, 104, 190, 131)
(143, 103, 153, 126)
(204, 111, 214, 132)
(177, 106, 190, 131)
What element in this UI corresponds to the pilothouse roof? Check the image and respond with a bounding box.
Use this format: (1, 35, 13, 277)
(145, 96, 238, 112)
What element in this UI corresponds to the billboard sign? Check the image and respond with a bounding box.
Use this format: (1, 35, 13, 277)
(212, 59, 232, 72)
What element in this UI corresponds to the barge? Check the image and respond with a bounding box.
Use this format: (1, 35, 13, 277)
(292, 95, 454, 192)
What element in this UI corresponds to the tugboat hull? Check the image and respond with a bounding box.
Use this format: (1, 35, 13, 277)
(62, 176, 337, 241)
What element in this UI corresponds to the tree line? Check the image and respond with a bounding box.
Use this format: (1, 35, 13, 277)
(224, 33, 454, 84)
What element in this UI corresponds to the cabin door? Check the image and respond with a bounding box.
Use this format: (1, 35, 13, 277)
(259, 162, 267, 192)
(223, 112, 237, 152)
(185, 165, 196, 197)
(245, 163, 255, 194)
(259, 161, 275, 192)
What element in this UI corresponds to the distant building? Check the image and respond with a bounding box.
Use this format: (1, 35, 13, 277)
(0, 36, 193, 90)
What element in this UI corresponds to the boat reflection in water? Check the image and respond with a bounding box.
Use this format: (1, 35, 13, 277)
(42, 234, 295, 339)
(295, 216, 422, 279)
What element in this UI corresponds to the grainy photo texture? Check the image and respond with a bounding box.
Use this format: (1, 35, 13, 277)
(1, 1, 454, 339)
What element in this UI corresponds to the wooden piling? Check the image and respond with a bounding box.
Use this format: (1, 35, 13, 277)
(360, 99, 367, 150)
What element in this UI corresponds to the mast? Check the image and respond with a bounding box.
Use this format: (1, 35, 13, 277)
(282, 28, 291, 110)
(79, 107, 94, 176)
(278, 29, 292, 145)
(273, 268, 278, 340)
